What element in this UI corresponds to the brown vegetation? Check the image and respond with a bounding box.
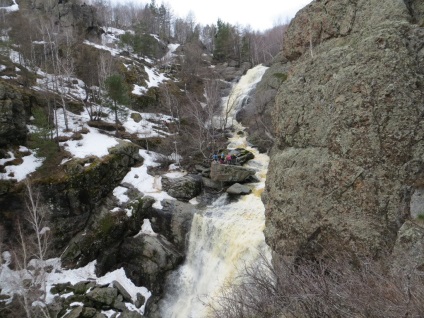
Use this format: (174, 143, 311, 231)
(210, 252, 424, 318)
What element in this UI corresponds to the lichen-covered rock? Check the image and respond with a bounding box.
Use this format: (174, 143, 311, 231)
(264, 0, 424, 260)
(210, 162, 255, 183)
(391, 221, 424, 274)
(161, 174, 202, 201)
(86, 287, 118, 306)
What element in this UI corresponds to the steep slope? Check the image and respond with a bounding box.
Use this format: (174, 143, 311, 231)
(264, 0, 424, 261)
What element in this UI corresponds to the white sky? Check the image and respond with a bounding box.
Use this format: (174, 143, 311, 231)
(110, 0, 313, 31)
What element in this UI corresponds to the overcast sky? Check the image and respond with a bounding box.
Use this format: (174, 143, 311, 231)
(110, 0, 313, 31)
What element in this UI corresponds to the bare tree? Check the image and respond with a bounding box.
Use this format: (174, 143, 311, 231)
(0, 224, 4, 262)
(56, 29, 76, 132)
(9, 181, 52, 318)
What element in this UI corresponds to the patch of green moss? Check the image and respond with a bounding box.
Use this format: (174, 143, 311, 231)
(273, 72, 288, 82)
(131, 91, 158, 111)
(97, 213, 115, 237)
(67, 101, 84, 114)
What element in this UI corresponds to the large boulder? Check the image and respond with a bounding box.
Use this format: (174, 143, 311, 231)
(151, 199, 196, 252)
(119, 234, 183, 294)
(264, 0, 424, 260)
(161, 174, 202, 201)
(210, 162, 256, 183)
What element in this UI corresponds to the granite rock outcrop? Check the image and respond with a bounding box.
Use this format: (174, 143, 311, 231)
(264, 0, 424, 262)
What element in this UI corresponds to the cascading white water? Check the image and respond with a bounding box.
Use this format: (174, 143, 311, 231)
(161, 65, 270, 318)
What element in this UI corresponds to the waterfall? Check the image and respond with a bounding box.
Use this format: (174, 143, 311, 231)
(161, 65, 270, 318)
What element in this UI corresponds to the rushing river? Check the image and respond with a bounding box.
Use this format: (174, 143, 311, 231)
(161, 65, 270, 318)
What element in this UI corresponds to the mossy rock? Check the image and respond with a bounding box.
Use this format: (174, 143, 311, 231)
(130, 113, 142, 123)
(67, 101, 85, 114)
(87, 121, 125, 132)
(272, 72, 288, 82)
(51, 282, 72, 295)
(131, 88, 159, 111)
(71, 132, 83, 141)
(4, 157, 23, 166)
(133, 137, 162, 151)
(0, 179, 14, 195)
(45, 142, 142, 252)
(70, 281, 95, 295)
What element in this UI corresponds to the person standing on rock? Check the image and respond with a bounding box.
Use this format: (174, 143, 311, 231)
(226, 154, 232, 165)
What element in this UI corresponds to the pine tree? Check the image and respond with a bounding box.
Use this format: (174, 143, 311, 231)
(105, 74, 129, 134)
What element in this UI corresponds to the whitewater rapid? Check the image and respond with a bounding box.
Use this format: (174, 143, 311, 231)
(161, 65, 270, 317)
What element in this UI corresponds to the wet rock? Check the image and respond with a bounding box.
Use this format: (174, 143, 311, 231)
(202, 177, 222, 190)
(152, 199, 196, 251)
(231, 148, 255, 165)
(210, 162, 255, 183)
(227, 183, 252, 195)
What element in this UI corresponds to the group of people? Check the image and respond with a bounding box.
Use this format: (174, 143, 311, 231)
(212, 152, 237, 165)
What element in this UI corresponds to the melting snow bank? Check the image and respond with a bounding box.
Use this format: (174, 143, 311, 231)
(0, 146, 43, 181)
(113, 149, 176, 210)
(0, 256, 151, 315)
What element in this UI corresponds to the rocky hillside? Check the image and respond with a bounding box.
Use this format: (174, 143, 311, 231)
(264, 0, 424, 267)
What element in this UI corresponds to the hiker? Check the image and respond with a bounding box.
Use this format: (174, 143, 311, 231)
(226, 154, 232, 165)
(231, 154, 237, 165)
(220, 152, 225, 164)
(212, 153, 218, 162)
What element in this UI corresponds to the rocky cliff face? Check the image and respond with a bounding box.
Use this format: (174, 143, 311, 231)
(0, 82, 28, 147)
(264, 0, 424, 262)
